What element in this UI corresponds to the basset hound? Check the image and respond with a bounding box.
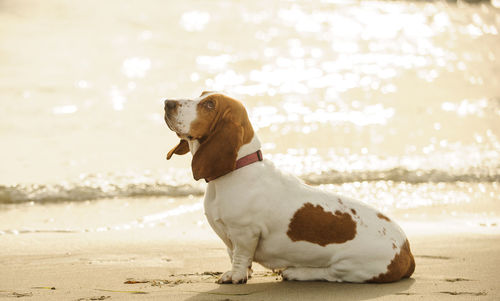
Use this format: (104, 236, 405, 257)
(164, 92, 415, 284)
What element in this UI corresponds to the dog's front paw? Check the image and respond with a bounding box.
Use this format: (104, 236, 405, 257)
(217, 270, 248, 284)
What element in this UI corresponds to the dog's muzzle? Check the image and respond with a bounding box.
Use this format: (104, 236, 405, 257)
(164, 99, 179, 131)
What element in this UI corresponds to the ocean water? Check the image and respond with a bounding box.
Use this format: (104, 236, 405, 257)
(0, 0, 499, 235)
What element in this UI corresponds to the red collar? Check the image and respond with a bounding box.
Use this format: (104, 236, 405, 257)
(206, 150, 263, 182)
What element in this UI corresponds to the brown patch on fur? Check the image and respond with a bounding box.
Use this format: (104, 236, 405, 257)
(377, 213, 391, 222)
(190, 94, 254, 181)
(351, 208, 357, 215)
(379, 227, 387, 236)
(338, 198, 344, 205)
(287, 203, 357, 246)
(367, 240, 415, 283)
(392, 243, 397, 250)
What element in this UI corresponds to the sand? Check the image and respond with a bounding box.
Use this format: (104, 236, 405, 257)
(1, 228, 499, 301)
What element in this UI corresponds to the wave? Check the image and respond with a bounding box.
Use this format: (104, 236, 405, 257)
(0, 166, 498, 204)
(0, 182, 205, 205)
(0, 172, 206, 205)
(302, 167, 500, 185)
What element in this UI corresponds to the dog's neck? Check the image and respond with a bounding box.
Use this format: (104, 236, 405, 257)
(209, 135, 262, 184)
(189, 135, 262, 183)
(236, 135, 261, 160)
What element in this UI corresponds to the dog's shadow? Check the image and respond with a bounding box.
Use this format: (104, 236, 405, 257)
(185, 278, 415, 301)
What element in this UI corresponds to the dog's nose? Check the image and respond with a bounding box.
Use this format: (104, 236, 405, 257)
(165, 100, 178, 111)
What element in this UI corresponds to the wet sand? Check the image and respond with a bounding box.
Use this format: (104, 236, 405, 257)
(1, 226, 499, 300)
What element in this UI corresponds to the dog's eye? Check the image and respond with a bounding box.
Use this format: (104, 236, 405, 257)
(187, 135, 194, 140)
(203, 100, 215, 110)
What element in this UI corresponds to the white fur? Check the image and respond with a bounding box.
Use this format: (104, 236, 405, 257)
(168, 94, 411, 284)
(176, 99, 198, 135)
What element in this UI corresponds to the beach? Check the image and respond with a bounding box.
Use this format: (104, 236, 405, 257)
(1, 198, 499, 300)
(1, 0, 500, 300)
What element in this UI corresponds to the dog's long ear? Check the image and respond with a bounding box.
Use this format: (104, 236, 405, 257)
(167, 139, 189, 160)
(191, 110, 244, 181)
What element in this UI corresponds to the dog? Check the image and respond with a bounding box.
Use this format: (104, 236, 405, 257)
(164, 91, 415, 284)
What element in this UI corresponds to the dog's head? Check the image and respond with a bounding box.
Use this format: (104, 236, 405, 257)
(164, 92, 254, 181)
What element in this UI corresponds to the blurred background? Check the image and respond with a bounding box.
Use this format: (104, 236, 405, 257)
(0, 0, 499, 235)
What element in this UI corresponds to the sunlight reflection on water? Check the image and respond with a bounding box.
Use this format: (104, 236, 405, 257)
(122, 57, 151, 78)
(0, 0, 499, 225)
(180, 10, 211, 32)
